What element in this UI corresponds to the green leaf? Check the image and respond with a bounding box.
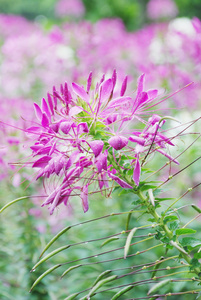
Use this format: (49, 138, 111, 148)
(101, 237, 119, 248)
(148, 279, 171, 295)
(29, 264, 61, 292)
(180, 237, 201, 248)
(176, 228, 196, 236)
(140, 184, 157, 191)
(111, 285, 134, 299)
(155, 197, 175, 201)
(39, 226, 71, 258)
(190, 258, 201, 270)
(124, 227, 138, 259)
(168, 221, 179, 230)
(127, 169, 133, 176)
(194, 252, 201, 259)
(164, 215, 178, 224)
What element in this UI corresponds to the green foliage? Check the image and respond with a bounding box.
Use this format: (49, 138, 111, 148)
(1, 0, 201, 31)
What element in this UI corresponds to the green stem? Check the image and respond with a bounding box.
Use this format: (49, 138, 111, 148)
(137, 190, 200, 276)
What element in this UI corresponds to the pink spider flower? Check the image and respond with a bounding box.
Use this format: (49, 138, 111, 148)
(21, 71, 178, 214)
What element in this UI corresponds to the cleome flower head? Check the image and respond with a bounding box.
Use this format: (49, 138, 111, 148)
(24, 71, 178, 214)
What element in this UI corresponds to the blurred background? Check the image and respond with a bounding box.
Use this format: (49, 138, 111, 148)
(1, 0, 201, 299)
(0, 0, 201, 30)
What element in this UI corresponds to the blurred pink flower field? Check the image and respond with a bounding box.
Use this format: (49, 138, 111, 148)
(1, 1, 201, 299)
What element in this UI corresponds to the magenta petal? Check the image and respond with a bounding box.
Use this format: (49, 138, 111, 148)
(129, 136, 145, 146)
(69, 106, 83, 117)
(33, 103, 42, 121)
(72, 82, 90, 103)
(120, 76, 128, 96)
(60, 121, 72, 134)
(86, 71, 92, 93)
(100, 79, 113, 102)
(41, 98, 51, 119)
(137, 92, 148, 109)
(81, 185, 89, 213)
(148, 114, 161, 124)
(112, 69, 117, 88)
(108, 173, 133, 189)
(95, 153, 107, 173)
(147, 89, 158, 99)
(156, 149, 179, 165)
(49, 189, 61, 215)
(41, 189, 57, 207)
(108, 136, 128, 150)
(41, 112, 50, 127)
(47, 93, 54, 115)
(107, 96, 131, 109)
(133, 158, 141, 186)
(77, 122, 89, 134)
(32, 156, 52, 168)
(136, 74, 145, 97)
(89, 140, 104, 157)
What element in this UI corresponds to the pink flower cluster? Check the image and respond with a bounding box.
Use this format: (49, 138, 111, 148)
(25, 72, 178, 214)
(147, 0, 178, 20)
(0, 14, 201, 109)
(55, 0, 85, 18)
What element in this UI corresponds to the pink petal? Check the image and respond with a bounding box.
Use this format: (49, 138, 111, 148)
(133, 158, 141, 186)
(52, 86, 57, 109)
(69, 106, 83, 116)
(108, 136, 128, 150)
(33, 103, 42, 121)
(60, 121, 72, 134)
(156, 149, 179, 165)
(99, 79, 113, 102)
(77, 122, 89, 134)
(47, 93, 54, 115)
(81, 185, 89, 213)
(136, 74, 145, 98)
(112, 69, 117, 88)
(86, 71, 92, 93)
(89, 140, 104, 157)
(107, 96, 131, 109)
(41, 98, 51, 119)
(72, 82, 90, 103)
(49, 189, 61, 215)
(32, 156, 52, 168)
(147, 89, 158, 100)
(129, 136, 145, 146)
(120, 76, 128, 96)
(95, 153, 107, 173)
(108, 173, 133, 189)
(41, 112, 50, 127)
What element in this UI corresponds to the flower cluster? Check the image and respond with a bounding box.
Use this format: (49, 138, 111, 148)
(26, 72, 178, 214)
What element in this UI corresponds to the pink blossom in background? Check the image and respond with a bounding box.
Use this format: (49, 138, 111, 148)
(55, 0, 85, 18)
(0, 14, 37, 38)
(147, 0, 178, 20)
